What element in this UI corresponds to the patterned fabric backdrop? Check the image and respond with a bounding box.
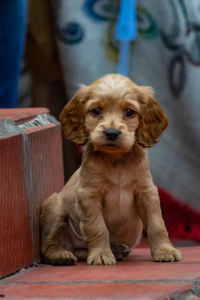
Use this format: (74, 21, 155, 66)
(52, 0, 200, 209)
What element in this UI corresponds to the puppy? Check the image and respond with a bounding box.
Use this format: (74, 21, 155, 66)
(40, 74, 182, 265)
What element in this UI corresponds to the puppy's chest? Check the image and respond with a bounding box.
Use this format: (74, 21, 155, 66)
(101, 164, 136, 221)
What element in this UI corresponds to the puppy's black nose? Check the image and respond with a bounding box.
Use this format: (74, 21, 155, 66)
(104, 129, 121, 141)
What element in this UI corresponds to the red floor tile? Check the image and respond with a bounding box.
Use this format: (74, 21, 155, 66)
(0, 282, 193, 299)
(3, 247, 200, 284)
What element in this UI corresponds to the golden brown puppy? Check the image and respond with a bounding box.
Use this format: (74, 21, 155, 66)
(40, 74, 182, 265)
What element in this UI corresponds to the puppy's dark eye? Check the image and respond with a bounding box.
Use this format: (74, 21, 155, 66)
(125, 108, 135, 117)
(91, 107, 102, 116)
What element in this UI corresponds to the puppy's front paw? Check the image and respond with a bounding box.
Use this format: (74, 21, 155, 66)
(44, 248, 77, 265)
(152, 245, 182, 262)
(87, 248, 116, 265)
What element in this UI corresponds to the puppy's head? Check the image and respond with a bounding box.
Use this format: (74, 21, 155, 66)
(60, 74, 168, 153)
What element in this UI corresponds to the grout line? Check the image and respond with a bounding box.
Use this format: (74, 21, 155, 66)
(1, 279, 200, 285)
(176, 262, 200, 264)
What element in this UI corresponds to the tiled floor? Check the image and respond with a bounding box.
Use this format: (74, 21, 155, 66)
(1, 247, 200, 299)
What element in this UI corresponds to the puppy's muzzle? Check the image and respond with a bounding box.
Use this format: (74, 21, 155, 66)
(104, 129, 121, 141)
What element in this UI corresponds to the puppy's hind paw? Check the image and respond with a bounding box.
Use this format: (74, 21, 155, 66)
(152, 246, 182, 262)
(111, 243, 130, 260)
(87, 248, 116, 265)
(43, 248, 77, 266)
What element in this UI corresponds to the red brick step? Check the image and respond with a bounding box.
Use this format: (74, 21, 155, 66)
(0, 108, 64, 278)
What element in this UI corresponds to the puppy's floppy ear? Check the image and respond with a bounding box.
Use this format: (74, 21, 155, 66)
(59, 85, 89, 145)
(137, 87, 168, 148)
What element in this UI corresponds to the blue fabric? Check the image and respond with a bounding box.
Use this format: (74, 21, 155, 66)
(0, 0, 27, 108)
